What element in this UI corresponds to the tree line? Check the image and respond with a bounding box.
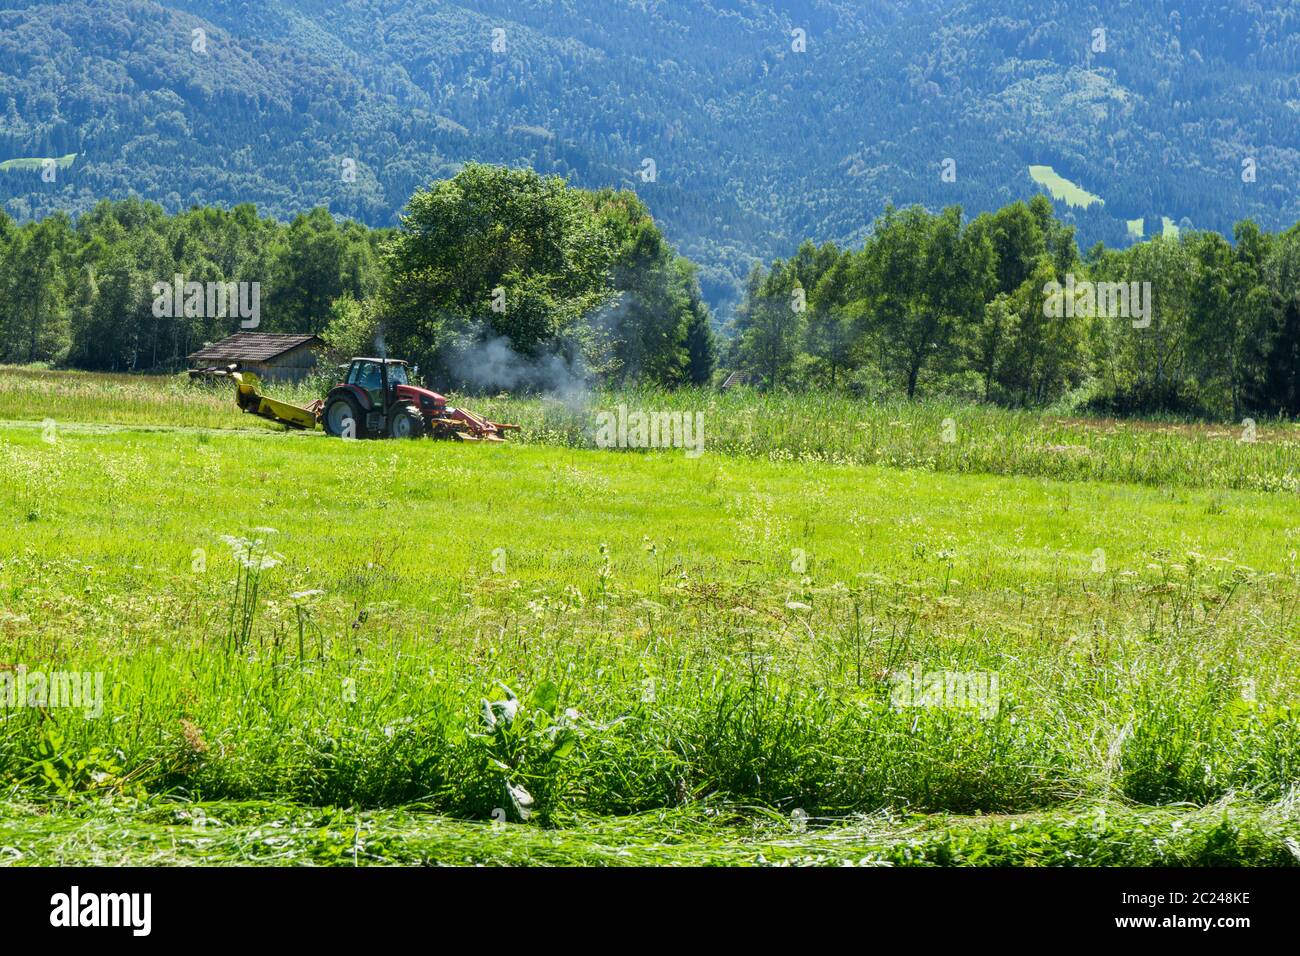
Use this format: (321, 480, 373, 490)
(0, 164, 716, 390)
(6, 163, 1300, 420)
(0, 200, 383, 373)
(727, 195, 1300, 420)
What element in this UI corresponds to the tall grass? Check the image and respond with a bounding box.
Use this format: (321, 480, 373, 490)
(3, 367, 1299, 866)
(475, 385, 1300, 493)
(4, 367, 1299, 492)
(1, 424, 1298, 825)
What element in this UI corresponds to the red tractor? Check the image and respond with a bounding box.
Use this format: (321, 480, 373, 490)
(322, 357, 517, 441)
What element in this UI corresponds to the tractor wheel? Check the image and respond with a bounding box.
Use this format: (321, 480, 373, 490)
(389, 406, 424, 439)
(324, 395, 364, 439)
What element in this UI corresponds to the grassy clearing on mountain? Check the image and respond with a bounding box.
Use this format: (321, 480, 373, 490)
(1029, 165, 1103, 209)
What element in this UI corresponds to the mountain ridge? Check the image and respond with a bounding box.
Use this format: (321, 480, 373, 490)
(2, 0, 1299, 316)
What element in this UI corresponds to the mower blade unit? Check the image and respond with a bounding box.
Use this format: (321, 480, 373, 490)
(435, 406, 517, 442)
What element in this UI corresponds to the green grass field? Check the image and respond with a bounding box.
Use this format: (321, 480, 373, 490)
(1124, 217, 1183, 241)
(0, 153, 76, 174)
(1029, 165, 1104, 209)
(1028, 167, 1185, 240)
(1, 368, 1298, 865)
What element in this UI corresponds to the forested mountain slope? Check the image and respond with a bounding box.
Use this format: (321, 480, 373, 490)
(2, 0, 1298, 314)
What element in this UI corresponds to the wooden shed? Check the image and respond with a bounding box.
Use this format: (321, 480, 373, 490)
(188, 333, 327, 384)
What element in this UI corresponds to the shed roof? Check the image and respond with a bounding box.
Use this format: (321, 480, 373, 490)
(188, 333, 323, 365)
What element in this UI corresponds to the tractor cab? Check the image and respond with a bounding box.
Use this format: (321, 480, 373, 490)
(346, 357, 410, 407)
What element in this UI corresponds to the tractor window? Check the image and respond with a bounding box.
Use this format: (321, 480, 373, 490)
(387, 365, 409, 387)
(349, 362, 383, 398)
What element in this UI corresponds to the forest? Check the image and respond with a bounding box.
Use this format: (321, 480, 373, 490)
(727, 194, 1300, 420)
(4, 165, 1300, 421)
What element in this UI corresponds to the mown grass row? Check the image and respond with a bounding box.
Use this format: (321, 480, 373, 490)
(3, 796, 1295, 866)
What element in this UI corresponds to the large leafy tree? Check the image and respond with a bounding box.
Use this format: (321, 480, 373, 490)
(1258, 228, 1300, 416)
(1186, 231, 1239, 416)
(998, 257, 1087, 405)
(379, 165, 708, 389)
(381, 164, 611, 375)
(734, 262, 805, 389)
(863, 205, 992, 399)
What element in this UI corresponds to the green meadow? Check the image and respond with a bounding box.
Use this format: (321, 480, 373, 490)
(1029, 165, 1103, 209)
(1029, 166, 1184, 239)
(0, 368, 1298, 865)
(0, 153, 76, 173)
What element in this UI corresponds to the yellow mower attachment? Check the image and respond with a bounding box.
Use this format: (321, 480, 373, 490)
(227, 367, 323, 429)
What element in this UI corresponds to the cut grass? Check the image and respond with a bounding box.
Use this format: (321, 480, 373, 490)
(2, 796, 1296, 866)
